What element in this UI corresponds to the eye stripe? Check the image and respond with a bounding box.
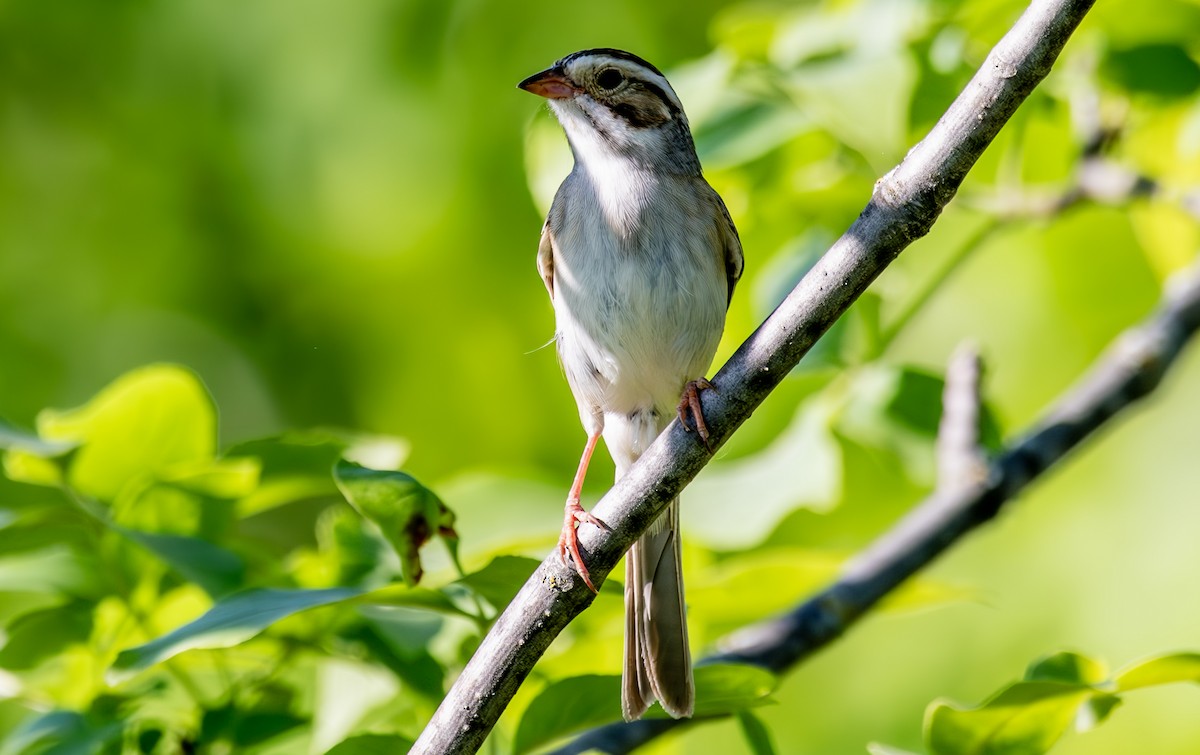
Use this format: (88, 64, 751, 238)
(634, 81, 682, 119)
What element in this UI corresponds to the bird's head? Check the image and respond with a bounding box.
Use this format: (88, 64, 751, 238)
(519, 48, 700, 175)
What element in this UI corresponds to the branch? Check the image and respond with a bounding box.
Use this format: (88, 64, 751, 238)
(556, 258, 1200, 754)
(936, 342, 987, 493)
(411, 2, 1097, 752)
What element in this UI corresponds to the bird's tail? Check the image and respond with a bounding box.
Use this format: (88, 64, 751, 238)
(621, 496, 694, 720)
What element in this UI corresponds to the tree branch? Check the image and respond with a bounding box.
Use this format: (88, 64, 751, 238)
(936, 342, 987, 493)
(411, 1, 1097, 752)
(556, 258, 1200, 754)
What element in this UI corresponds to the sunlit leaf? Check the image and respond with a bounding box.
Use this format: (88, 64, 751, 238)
(1, 449, 64, 487)
(160, 457, 262, 498)
(1114, 652, 1200, 691)
(0, 545, 102, 597)
(334, 459, 459, 586)
(312, 658, 399, 755)
(1129, 202, 1199, 282)
(686, 664, 777, 718)
(37, 365, 216, 501)
(110, 587, 363, 680)
(690, 548, 843, 631)
(925, 682, 1094, 755)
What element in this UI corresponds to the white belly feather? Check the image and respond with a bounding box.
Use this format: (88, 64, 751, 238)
(551, 163, 727, 438)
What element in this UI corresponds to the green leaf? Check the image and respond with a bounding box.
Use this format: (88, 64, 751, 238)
(0, 602, 93, 670)
(1025, 651, 1109, 686)
(2, 449, 65, 487)
(333, 459, 459, 586)
(0, 709, 120, 755)
(514, 675, 622, 754)
(363, 582, 473, 617)
(867, 744, 923, 755)
(199, 699, 306, 748)
(1079, 694, 1122, 731)
(687, 663, 777, 718)
(324, 734, 416, 755)
(160, 457, 261, 498)
(781, 52, 918, 171)
(514, 662, 777, 752)
(37, 365, 217, 501)
(117, 528, 246, 598)
(1114, 652, 1200, 691)
(0, 419, 75, 456)
(1102, 44, 1200, 98)
(454, 555, 539, 609)
(925, 682, 1094, 755)
(312, 658, 400, 755)
(110, 586, 363, 680)
(231, 432, 348, 516)
(694, 99, 812, 168)
(0, 545, 102, 597)
(356, 606, 446, 699)
(883, 368, 946, 438)
(736, 709, 777, 755)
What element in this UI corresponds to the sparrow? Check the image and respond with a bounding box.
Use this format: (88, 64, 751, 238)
(519, 48, 743, 721)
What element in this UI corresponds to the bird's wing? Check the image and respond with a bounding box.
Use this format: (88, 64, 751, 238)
(712, 191, 744, 307)
(536, 221, 555, 302)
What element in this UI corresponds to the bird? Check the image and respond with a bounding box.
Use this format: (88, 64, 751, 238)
(518, 48, 743, 721)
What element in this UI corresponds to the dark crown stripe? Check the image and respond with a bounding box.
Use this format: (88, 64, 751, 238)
(558, 47, 667, 79)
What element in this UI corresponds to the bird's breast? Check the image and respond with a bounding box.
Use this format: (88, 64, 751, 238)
(550, 173, 727, 413)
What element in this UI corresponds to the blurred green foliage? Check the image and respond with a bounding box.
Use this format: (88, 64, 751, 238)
(2, 0, 1200, 753)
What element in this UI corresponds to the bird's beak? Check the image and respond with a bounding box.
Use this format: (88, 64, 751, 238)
(518, 66, 578, 99)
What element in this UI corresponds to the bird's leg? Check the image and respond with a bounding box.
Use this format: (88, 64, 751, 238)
(677, 378, 716, 452)
(558, 430, 608, 592)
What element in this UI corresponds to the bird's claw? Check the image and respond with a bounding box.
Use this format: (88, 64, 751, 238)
(677, 378, 716, 452)
(558, 501, 608, 593)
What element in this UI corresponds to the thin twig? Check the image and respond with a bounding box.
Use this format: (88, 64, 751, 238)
(411, 2, 1097, 752)
(937, 343, 987, 493)
(557, 260, 1200, 754)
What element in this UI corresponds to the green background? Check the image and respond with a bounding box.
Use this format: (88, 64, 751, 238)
(2, 0, 1200, 752)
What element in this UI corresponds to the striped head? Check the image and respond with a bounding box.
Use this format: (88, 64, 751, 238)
(518, 48, 701, 176)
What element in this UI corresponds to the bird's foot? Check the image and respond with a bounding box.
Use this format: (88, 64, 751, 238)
(677, 377, 716, 452)
(558, 500, 608, 593)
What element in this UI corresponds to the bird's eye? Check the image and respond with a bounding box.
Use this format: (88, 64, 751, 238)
(595, 68, 625, 90)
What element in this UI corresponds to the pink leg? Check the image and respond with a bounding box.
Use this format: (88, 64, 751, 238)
(557, 431, 608, 592)
(677, 378, 716, 451)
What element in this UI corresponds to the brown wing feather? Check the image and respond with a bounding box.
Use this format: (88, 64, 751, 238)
(536, 221, 555, 302)
(711, 191, 744, 307)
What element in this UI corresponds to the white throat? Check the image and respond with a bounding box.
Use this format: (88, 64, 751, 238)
(551, 101, 658, 235)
